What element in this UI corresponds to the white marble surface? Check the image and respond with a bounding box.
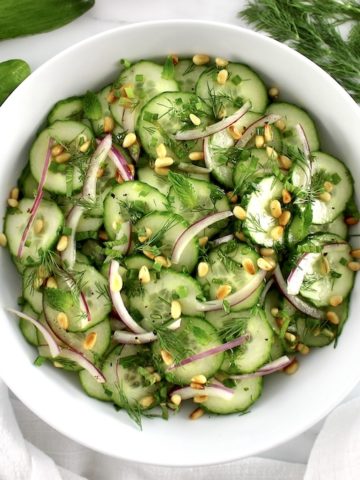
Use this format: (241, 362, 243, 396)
(1, 0, 360, 470)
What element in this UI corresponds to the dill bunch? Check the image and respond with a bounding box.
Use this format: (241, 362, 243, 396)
(239, 0, 360, 102)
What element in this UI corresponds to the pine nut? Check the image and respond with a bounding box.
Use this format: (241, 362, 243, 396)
(278, 155, 292, 170)
(189, 407, 204, 420)
(226, 191, 238, 204)
(139, 265, 151, 284)
(255, 135, 265, 148)
(152, 372, 162, 383)
(110, 272, 123, 292)
(270, 307, 279, 316)
(218, 107, 227, 119)
(51, 144, 64, 157)
(160, 350, 174, 366)
(264, 124, 273, 143)
(154, 166, 170, 176)
(228, 124, 242, 140)
(55, 152, 71, 164)
(279, 210, 291, 226)
(194, 395, 208, 403)
(46, 277, 58, 289)
(56, 235, 68, 252)
(297, 343, 310, 355)
(283, 359, 299, 375)
(233, 205, 247, 220)
(323, 328, 335, 339)
(155, 157, 174, 168)
(235, 231, 246, 241)
(189, 151, 204, 161)
(0, 233, 7, 247)
(154, 255, 168, 267)
(266, 146, 278, 160)
(98, 230, 108, 241)
(84, 332, 97, 350)
(329, 295, 343, 307)
(33, 219, 44, 234)
(116, 171, 124, 183)
(326, 311, 340, 325)
(348, 261, 360, 272)
(270, 226, 284, 241)
(191, 374, 207, 384)
(7, 198, 18, 208)
(189, 113, 201, 126)
(146, 366, 155, 373)
(122, 132, 136, 148)
(275, 119, 286, 131)
(171, 54, 179, 65)
(282, 189, 292, 204)
(199, 236, 208, 247)
(156, 143, 167, 158)
(320, 256, 330, 275)
(197, 262, 209, 278)
(216, 284, 232, 300)
(10, 187, 19, 200)
(217, 69, 229, 85)
(260, 247, 275, 257)
(143, 250, 155, 260)
(285, 332, 297, 343)
(171, 300, 182, 319)
(53, 362, 64, 369)
(139, 395, 155, 408)
(57, 312, 69, 330)
(190, 382, 205, 390)
(324, 181, 333, 192)
(128, 164, 135, 177)
(268, 87, 279, 98)
(257, 257, 276, 271)
(215, 57, 228, 67)
(192, 54, 210, 65)
(170, 394, 182, 406)
(106, 90, 116, 103)
(96, 167, 105, 179)
(79, 140, 91, 153)
(103, 116, 115, 133)
(270, 199, 282, 218)
(319, 192, 332, 202)
(351, 249, 360, 258)
(345, 217, 359, 225)
(243, 258, 256, 275)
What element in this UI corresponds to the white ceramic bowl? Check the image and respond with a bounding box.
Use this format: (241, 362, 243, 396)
(0, 20, 359, 467)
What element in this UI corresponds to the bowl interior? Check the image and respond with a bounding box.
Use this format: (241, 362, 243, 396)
(0, 20, 359, 467)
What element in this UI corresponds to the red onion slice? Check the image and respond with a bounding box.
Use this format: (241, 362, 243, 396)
(287, 253, 318, 296)
(259, 278, 274, 306)
(211, 234, 234, 246)
(295, 123, 312, 188)
(171, 383, 234, 401)
(322, 243, 348, 254)
(167, 334, 250, 371)
(172, 210, 233, 265)
(229, 355, 294, 380)
(109, 260, 146, 334)
(113, 319, 182, 344)
(59, 349, 105, 383)
(108, 146, 134, 181)
(7, 308, 60, 357)
(274, 265, 325, 319)
(196, 269, 267, 312)
(235, 113, 281, 148)
(175, 101, 251, 141)
(61, 205, 83, 270)
(203, 136, 212, 170)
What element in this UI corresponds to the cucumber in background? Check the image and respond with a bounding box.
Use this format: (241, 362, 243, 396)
(0, 59, 30, 104)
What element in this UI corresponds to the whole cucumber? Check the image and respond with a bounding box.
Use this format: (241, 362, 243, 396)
(0, 59, 31, 104)
(0, 0, 95, 40)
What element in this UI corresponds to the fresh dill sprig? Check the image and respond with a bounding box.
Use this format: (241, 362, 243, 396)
(245, 214, 267, 234)
(239, 0, 360, 102)
(117, 383, 143, 429)
(155, 323, 192, 364)
(168, 171, 197, 208)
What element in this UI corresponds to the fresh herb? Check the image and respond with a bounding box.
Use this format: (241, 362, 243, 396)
(219, 315, 249, 342)
(117, 384, 143, 429)
(83, 90, 102, 120)
(168, 171, 197, 208)
(162, 55, 175, 80)
(205, 83, 243, 118)
(34, 356, 46, 367)
(155, 323, 192, 364)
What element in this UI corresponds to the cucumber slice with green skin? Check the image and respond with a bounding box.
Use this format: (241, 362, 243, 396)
(152, 317, 223, 385)
(263, 287, 282, 333)
(295, 316, 334, 347)
(242, 176, 285, 247)
(292, 152, 353, 224)
(197, 241, 263, 312)
(269, 335, 285, 361)
(137, 91, 210, 161)
(19, 303, 39, 346)
(5, 198, 64, 266)
(127, 269, 204, 331)
(48, 96, 83, 124)
(113, 60, 180, 132)
(309, 216, 348, 239)
(76, 251, 91, 265)
(103, 181, 169, 240)
(123, 254, 154, 270)
(22, 268, 43, 314)
(134, 212, 199, 273)
(221, 309, 274, 374)
(168, 175, 230, 238)
(30, 120, 94, 195)
(202, 377, 263, 414)
(76, 216, 102, 233)
(79, 368, 110, 402)
(233, 148, 279, 195)
(206, 112, 261, 188)
(90, 85, 113, 136)
(196, 63, 268, 115)
(137, 165, 171, 195)
(102, 344, 158, 408)
(266, 102, 320, 151)
(174, 59, 208, 93)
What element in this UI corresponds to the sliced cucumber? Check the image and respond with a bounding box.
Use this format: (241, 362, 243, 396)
(309, 216, 348, 239)
(269, 335, 285, 361)
(124, 254, 154, 270)
(19, 303, 39, 346)
(90, 85, 113, 136)
(18, 164, 38, 198)
(263, 287, 281, 333)
(48, 96, 83, 124)
(76, 216, 102, 233)
(137, 165, 170, 195)
(296, 316, 334, 347)
(22, 267, 43, 313)
(79, 368, 110, 402)
(5, 198, 64, 266)
(174, 59, 208, 93)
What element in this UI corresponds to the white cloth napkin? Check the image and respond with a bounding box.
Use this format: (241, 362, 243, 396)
(1, 377, 360, 480)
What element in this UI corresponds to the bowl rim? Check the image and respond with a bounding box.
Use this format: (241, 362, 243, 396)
(1, 19, 360, 467)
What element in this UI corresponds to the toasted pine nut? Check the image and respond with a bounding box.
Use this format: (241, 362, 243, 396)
(282, 189, 292, 204)
(53, 362, 64, 368)
(260, 247, 275, 257)
(226, 191, 238, 204)
(270, 226, 284, 241)
(233, 205, 247, 220)
(7, 198, 18, 208)
(270, 199, 282, 219)
(84, 332, 97, 350)
(190, 382, 205, 390)
(139, 265, 151, 284)
(189, 113, 201, 126)
(191, 374, 207, 384)
(160, 350, 174, 366)
(319, 192, 332, 202)
(55, 152, 71, 164)
(154, 255, 168, 267)
(350, 249, 360, 258)
(268, 87, 279, 98)
(348, 261, 360, 272)
(326, 311, 340, 325)
(243, 258, 256, 275)
(217, 69, 229, 85)
(279, 210, 291, 226)
(320, 256, 330, 275)
(116, 171, 124, 183)
(189, 407, 204, 420)
(56, 235, 68, 252)
(143, 250, 155, 260)
(154, 166, 170, 176)
(10, 187, 19, 200)
(197, 262, 209, 278)
(270, 307, 279, 316)
(217, 107, 227, 119)
(106, 90, 116, 103)
(329, 295, 343, 307)
(171, 394, 182, 406)
(255, 135, 265, 148)
(264, 124, 273, 143)
(216, 284, 232, 300)
(156, 143, 167, 158)
(199, 236, 208, 247)
(324, 181, 333, 192)
(46, 277, 58, 289)
(278, 155, 292, 170)
(103, 116, 115, 133)
(98, 230, 108, 241)
(275, 119, 286, 131)
(152, 372, 162, 383)
(155, 157, 174, 168)
(345, 216, 359, 225)
(122, 132, 137, 148)
(228, 124, 242, 140)
(79, 140, 91, 153)
(171, 54, 179, 65)
(283, 359, 299, 375)
(51, 144, 64, 157)
(192, 54, 210, 65)
(57, 312, 69, 330)
(285, 332, 297, 343)
(266, 146, 278, 160)
(0, 233, 7, 247)
(110, 272, 123, 292)
(194, 395, 208, 403)
(171, 300, 182, 319)
(235, 231, 246, 241)
(96, 168, 105, 178)
(139, 395, 155, 408)
(34, 219, 44, 234)
(257, 257, 276, 271)
(215, 57, 228, 67)
(189, 151, 204, 161)
(297, 343, 310, 355)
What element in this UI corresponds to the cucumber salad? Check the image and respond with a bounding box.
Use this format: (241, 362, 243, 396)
(2, 54, 359, 427)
